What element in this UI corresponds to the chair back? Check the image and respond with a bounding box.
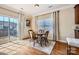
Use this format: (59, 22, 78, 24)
(45, 31, 49, 38)
(28, 30, 33, 39)
(28, 30, 36, 39)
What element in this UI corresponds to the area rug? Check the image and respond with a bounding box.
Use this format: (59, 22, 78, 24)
(12, 39, 56, 54)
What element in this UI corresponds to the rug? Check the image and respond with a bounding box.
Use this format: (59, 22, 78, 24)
(12, 39, 56, 54)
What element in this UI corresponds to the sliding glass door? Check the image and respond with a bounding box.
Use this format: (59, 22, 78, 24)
(0, 15, 19, 44)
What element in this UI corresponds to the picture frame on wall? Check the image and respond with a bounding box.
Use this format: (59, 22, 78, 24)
(26, 20, 30, 26)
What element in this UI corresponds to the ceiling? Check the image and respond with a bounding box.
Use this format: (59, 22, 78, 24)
(0, 4, 75, 16)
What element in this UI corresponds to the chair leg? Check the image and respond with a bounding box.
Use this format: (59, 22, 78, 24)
(67, 45, 71, 55)
(45, 41, 47, 46)
(45, 38, 49, 46)
(33, 40, 35, 47)
(40, 40, 42, 47)
(40, 39, 43, 47)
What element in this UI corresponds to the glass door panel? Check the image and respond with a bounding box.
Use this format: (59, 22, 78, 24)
(0, 16, 5, 44)
(0, 16, 4, 38)
(3, 16, 9, 42)
(9, 18, 18, 41)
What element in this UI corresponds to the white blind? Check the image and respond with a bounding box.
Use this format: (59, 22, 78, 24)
(0, 7, 19, 18)
(36, 13, 51, 20)
(35, 13, 53, 40)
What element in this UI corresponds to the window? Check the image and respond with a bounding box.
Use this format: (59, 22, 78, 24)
(37, 18, 53, 31)
(36, 14, 53, 39)
(0, 15, 18, 37)
(0, 16, 3, 29)
(36, 14, 53, 31)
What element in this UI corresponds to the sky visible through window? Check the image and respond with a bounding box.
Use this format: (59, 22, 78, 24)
(37, 18, 53, 31)
(0, 16, 18, 37)
(0, 16, 18, 23)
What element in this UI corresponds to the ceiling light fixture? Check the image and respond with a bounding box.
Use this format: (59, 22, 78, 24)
(48, 5, 53, 8)
(20, 8, 24, 10)
(34, 4, 39, 7)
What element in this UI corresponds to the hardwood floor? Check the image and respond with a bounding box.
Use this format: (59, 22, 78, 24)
(15, 41, 79, 55)
(51, 41, 79, 55)
(15, 46, 47, 55)
(51, 41, 67, 55)
(15, 41, 67, 55)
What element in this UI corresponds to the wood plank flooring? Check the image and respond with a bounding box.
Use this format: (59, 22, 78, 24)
(14, 41, 79, 55)
(51, 41, 67, 55)
(14, 41, 67, 55)
(15, 46, 47, 55)
(52, 41, 79, 55)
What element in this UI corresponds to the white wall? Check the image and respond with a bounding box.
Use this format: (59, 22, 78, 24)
(31, 16, 36, 32)
(21, 16, 32, 39)
(59, 7, 75, 41)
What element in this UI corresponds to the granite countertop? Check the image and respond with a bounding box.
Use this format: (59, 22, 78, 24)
(66, 38, 79, 48)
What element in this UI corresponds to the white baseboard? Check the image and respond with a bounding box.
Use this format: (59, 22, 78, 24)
(57, 39, 67, 43)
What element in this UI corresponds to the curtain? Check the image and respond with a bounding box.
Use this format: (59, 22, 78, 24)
(18, 13, 26, 40)
(53, 11, 60, 41)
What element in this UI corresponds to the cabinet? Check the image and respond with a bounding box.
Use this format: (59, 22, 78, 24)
(74, 4, 79, 24)
(75, 30, 79, 38)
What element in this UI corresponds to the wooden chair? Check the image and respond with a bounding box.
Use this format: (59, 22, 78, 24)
(41, 31, 49, 46)
(44, 31, 49, 46)
(28, 30, 37, 46)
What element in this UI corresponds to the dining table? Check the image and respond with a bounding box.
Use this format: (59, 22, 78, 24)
(36, 33, 46, 47)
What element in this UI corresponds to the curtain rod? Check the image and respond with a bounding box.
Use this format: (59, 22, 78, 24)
(35, 10, 60, 17)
